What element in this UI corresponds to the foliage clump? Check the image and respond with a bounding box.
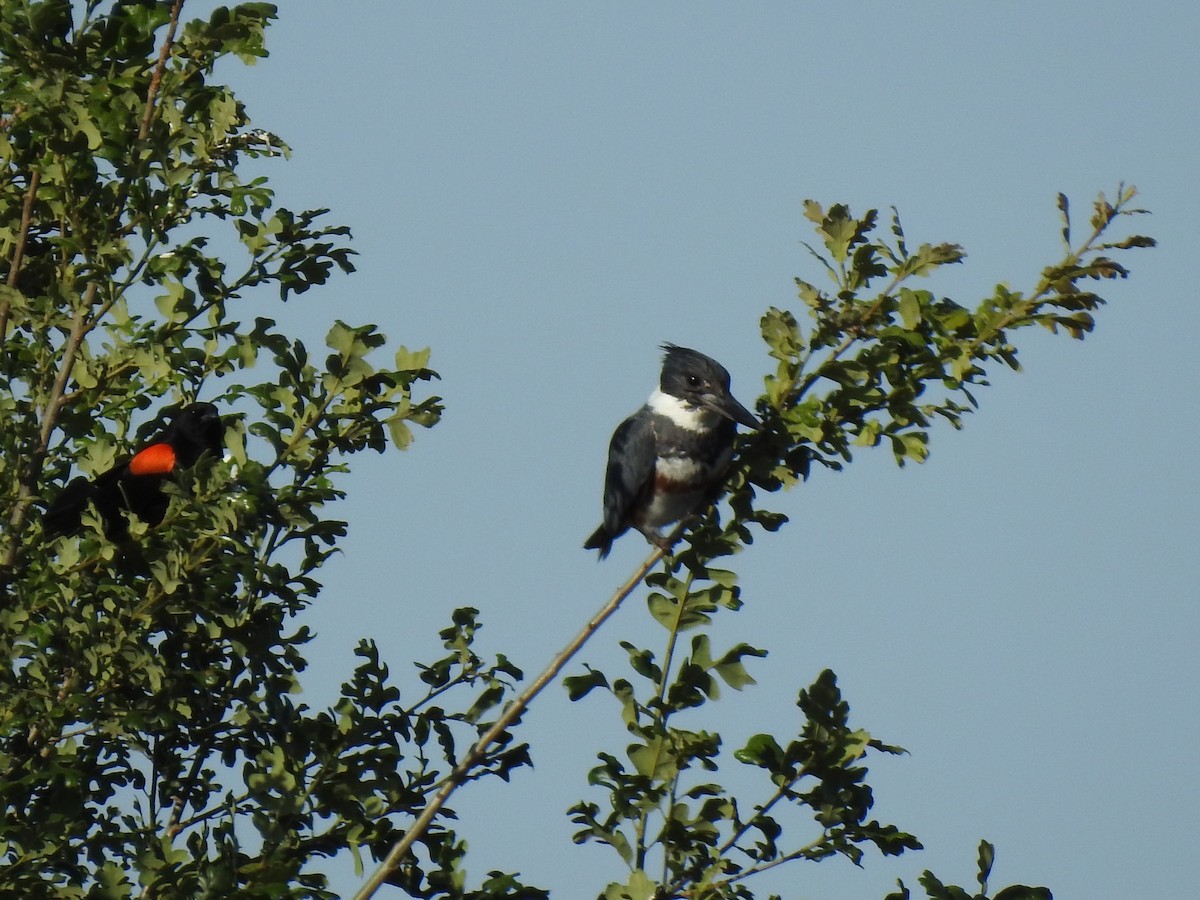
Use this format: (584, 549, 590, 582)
(0, 3, 1152, 899)
(1, 4, 527, 896)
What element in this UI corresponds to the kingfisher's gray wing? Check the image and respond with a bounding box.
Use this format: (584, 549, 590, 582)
(601, 411, 657, 535)
(584, 409, 657, 557)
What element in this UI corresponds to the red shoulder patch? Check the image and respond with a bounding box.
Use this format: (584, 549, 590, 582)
(127, 442, 177, 476)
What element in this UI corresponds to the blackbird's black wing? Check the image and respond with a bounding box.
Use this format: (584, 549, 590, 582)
(42, 456, 166, 538)
(42, 476, 96, 537)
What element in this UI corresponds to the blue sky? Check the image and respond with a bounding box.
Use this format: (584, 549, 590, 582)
(209, 3, 1196, 897)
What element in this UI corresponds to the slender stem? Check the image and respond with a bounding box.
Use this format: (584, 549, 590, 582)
(37, 295, 92, 451)
(959, 201, 1120, 363)
(166, 741, 211, 839)
(263, 385, 339, 480)
(7, 170, 41, 288)
(0, 169, 42, 342)
(2, 292, 93, 572)
(713, 783, 791, 860)
(789, 271, 905, 408)
(352, 547, 666, 900)
(138, 0, 185, 141)
(148, 736, 162, 825)
(634, 565, 695, 872)
(788, 191, 1136, 420)
(106, 0, 184, 278)
(657, 739, 811, 896)
(680, 836, 829, 897)
(174, 795, 253, 833)
(409, 672, 479, 717)
(2, 2, 188, 581)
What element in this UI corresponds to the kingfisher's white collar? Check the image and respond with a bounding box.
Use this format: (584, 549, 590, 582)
(647, 388, 717, 432)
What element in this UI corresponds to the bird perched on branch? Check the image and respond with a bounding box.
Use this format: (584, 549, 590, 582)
(43, 402, 225, 538)
(584, 344, 760, 559)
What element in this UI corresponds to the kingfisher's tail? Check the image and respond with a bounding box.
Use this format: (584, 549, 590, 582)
(583, 525, 614, 560)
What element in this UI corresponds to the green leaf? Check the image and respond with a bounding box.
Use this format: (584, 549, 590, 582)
(1057, 191, 1071, 248)
(621, 642, 662, 683)
(993, 887, 1053, 900)
(714, 643, 766, 691)
(647, 591, 683, 629)
(898, 288, 922, 329)
(628, 738, 673, 780)
(977, 838, 995, 891)
(761, 306, 803, 360)
(564, 667, 609, 701)
(734, 733, 785, 770)
(603, 869, 657, 900)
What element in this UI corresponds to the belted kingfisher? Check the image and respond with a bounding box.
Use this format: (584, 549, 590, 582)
(584, 344, 761, 559)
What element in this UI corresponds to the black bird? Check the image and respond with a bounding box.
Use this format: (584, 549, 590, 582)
(584, 344, 760, 558)
(43, 402, 225, 538)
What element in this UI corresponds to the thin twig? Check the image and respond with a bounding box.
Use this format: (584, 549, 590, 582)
(138, 0, 186, 141)
(959, 196, 1126, 363)
(789, 270, 906, 408)
(352, 546, 667, 900)
(164, 796, 186, 839)
(173, 796, 253, 833)
(677, 836, 829, 898)
(6, 170, 40, 288)
(36, 297, 92, 453)
(662, 777, 805, 896)
(637, 565, 696, 874)
(0, 169, 41, 342)
(2, 1, 189, 576)
(166, 743, 211, 839)
(2, 293, 93, 571)
(713, 782, 793, 861)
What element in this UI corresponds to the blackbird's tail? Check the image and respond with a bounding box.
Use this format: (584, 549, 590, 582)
(42, 477, 94, 537)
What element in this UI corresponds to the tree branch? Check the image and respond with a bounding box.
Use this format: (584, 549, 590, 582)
(353, 546, 667, 900)
(2, 289, 94, 573)
(0, 169, 41, 343)
(679, 836, 829, 897)
(638, 565, 696, 873)
(138, 0, 186, 142)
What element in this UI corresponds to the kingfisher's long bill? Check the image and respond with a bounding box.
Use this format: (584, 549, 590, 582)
(583, 343, 761, 559)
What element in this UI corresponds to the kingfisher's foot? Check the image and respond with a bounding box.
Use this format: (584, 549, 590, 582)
(645, 531, 680, 554)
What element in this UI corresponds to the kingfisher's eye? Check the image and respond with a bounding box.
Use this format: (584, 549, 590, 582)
(686, 375, 702, 388)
